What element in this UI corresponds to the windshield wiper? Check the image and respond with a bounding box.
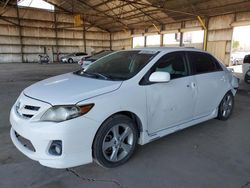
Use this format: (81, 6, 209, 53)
(92, 72, 109, 80)
(75, 70, 123, 81)
(83, 71, 111, 80)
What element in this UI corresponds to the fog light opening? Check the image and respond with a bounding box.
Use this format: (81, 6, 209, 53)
(49, 140, 62, 156)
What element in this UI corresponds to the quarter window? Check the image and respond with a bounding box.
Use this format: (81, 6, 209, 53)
(154, 52, 188, 79)
(188, 52, 222, 74)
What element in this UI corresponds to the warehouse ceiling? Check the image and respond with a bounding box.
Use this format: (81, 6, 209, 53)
(2, 0, 250, 32)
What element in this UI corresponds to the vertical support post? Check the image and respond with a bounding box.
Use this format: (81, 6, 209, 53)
(130, 29, 134, 48)
(16, 4, 24, 63)
(82, 17, 86, 53)
(160, 33, 163, 47)
(204, 17, 209, 51)
(179, 22, 184, 47)
(109, 32, 112, 50)
(54, 11, 59, 62)
(160, 25, 164, 47)
(179, 32, 183, 47)
(197, 16, 208, 51)
(144, 28, 147, 47)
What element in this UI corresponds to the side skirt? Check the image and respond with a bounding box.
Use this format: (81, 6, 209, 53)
(138, 108, 218, 145)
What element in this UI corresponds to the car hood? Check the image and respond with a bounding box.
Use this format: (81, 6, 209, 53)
(24, 73, 122, 105)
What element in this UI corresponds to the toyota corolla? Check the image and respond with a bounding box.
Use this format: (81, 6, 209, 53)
(10, 48, 239, 168)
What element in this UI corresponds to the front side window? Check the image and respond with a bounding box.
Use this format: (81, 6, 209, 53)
(76, 50, 158, 81)
(188, 52, 222, 74)
(154, 52, 188, 79)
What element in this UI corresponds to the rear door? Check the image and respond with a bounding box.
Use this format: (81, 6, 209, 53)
(187, 52, 228, 118)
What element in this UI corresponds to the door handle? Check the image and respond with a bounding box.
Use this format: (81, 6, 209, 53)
(187, 82, 196, 88)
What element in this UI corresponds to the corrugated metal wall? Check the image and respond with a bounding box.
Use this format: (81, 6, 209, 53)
(1, 6, 250, 65)
(0, 7, 111, 63)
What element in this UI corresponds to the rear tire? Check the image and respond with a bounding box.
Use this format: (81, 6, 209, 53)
(93, 115, 138, 168)
(217, 91, 234, 121)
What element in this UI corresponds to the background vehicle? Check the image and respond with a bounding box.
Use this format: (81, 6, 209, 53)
(38, 54, 50, 64)
(61, 52, 89, 63)
(243, 54, 250, 84)
(78, 50, 113, 68)
(10, 48, 238, 169)
(230, 52, 246, 65)
(228, 54, 250, 84)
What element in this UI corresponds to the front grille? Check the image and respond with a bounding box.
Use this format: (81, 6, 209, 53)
(24, 105, 40, 111)
(15, 131, 36, 152)
(22, 114, 34, 118)
(16, 102, 41, 119)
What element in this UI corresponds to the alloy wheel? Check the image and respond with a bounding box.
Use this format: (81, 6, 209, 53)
(221, 94, 233, 118)
(102, 124, 134, 162)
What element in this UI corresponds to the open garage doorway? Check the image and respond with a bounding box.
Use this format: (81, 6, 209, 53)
(230, 25, 250, 66)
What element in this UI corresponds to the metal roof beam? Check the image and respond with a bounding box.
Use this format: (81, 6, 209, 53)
(75, 0, 130, 30)
(45, 0, 110, 32)
(121, 0, 163, 25)
(92, 0, 116, 8)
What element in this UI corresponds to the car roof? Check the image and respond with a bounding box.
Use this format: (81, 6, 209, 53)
(130, 47, 205, 53)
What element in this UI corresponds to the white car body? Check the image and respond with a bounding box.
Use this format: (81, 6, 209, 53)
(10, 48, 238, 168)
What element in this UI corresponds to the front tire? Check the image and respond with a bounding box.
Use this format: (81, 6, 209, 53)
(93, 115, 138, 168)
(217, 92, 234, 121)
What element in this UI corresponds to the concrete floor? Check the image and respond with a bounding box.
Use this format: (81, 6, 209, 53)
(0, 63, 250, 188)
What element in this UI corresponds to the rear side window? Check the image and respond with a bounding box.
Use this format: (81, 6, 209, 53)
(188, 52, 222, 74)
(154, 52, 188, 79)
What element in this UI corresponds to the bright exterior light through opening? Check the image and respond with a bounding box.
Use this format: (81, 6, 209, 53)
(146, 35, 160, 47)
(18, 0, 54, 11)
(163, 33, 180, 47)
(230, 25, 250, 66)
(133, 36, 145, 48)
(183, 30, 204, 44)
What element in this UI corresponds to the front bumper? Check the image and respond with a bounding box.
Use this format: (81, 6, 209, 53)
(60, 59, 68, 63)
(10, 96, 100, 168)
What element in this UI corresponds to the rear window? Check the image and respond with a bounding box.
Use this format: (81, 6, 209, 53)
(188, 52, 222, 74)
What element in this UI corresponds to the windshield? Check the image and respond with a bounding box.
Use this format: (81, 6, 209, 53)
(75, 50, 158, 81)
(88, 51, 113, 61)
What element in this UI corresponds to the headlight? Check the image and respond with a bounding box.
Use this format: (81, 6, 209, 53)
(41, 104, 94, 122)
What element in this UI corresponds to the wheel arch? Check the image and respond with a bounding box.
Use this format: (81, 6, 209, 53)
(219, 89, 234, 103)
(91, 111, 143, 156)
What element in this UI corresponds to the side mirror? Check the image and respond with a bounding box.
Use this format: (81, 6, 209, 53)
(227, 68, 234, 73)
(149, 72, 170, 83)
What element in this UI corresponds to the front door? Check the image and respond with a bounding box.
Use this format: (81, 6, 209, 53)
(145, 52, 195, 134)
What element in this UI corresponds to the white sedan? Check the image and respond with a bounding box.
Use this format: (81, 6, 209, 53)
(10, 48, 239, 168)
(61, 52, 89, 63)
